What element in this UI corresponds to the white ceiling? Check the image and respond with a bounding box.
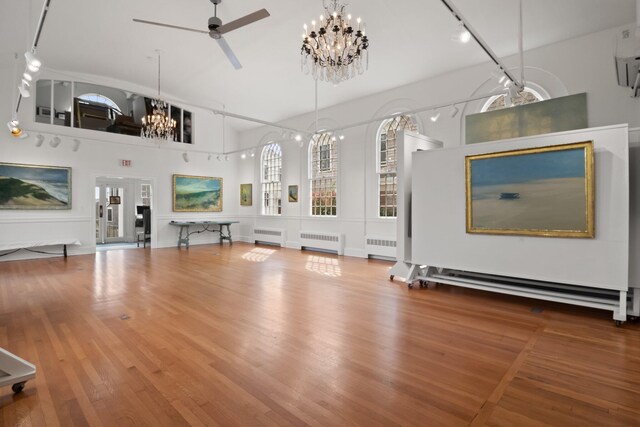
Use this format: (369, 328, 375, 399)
(1, 0, 636, 130)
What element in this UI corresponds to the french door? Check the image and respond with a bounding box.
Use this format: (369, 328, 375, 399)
(95, 183, 127, 244)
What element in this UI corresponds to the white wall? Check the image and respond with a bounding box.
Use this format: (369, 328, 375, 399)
(0, 67, 247, 261)
(412, 124, 629, 291)
(2, 24, 640, 262)
(236, 25, 640, 258)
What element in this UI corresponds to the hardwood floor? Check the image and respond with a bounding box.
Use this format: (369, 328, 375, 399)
(0, 243, 639, 426)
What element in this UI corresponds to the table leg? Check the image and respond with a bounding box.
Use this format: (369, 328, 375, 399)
(177, 225, 191, 248)
(226, 224, 233, 244)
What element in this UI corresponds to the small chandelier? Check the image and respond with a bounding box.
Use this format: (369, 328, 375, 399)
(301, 0, 369, 84)
(141, 51, 176, 143)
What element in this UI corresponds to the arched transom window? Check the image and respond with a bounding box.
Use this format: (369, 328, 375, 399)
(377, 115, 417, 217)
(309, 132, 338, 216)
(78, 93, 122, 113)
(482, 87, 544, 112)
(261, 143, 282, 216)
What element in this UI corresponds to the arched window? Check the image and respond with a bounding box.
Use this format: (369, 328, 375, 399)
(309, 132, 338, 216)
(377, 115, 417, 217)
(261, 143, 282, 216)
(481, 87, 544, 112)
(78, 93, 122, 114)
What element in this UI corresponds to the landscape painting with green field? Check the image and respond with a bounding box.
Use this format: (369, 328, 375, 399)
(0, 162, 71, 210)
(173, 174, 222, 212)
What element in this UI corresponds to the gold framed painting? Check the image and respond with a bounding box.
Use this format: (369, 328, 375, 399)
(173, 174, 223, 212)
(288, 185, 298, 203)
(240, 183, 252, 206)
(0, 162, 72, 210)
(465, 141, 594, 238)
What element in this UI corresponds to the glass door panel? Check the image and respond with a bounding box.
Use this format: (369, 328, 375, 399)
(96, 183, 127, 244)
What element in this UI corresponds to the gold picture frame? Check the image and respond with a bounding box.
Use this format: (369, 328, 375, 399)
(465, 141, 594, 238)
(240, 183, 252, 206)
(173, 174, 223, 212)
(288, 185, 298, 203)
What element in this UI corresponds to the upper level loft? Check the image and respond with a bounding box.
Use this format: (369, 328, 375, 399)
(34, 80, 193, 144)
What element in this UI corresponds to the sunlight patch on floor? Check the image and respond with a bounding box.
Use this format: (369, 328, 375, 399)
(242, 247, 276, 263)
(305, 255, 342, 277)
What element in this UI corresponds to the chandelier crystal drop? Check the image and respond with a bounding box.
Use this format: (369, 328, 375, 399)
(141, 52, 176, 143)
(301, 0, 369, 84)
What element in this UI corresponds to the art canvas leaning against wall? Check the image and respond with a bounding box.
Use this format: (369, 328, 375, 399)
(465, 141, 595, 238)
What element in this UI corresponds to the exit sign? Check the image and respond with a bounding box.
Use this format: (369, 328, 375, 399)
(120, 159, 132, 167)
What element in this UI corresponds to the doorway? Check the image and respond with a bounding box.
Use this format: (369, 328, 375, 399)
(95, 177, 153, 248)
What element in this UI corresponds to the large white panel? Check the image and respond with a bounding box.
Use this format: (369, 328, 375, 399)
(412, 125, 629, 291)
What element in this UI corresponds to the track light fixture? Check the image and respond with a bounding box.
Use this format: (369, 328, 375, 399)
(18, 84, 30, 98)
(35, 134, 45, 147)
(241, 152, 247, 159)
(224, 155, 229, 162)
(294, 134, 302, 142)
(208, 153, 212, 161)
(24, 52, 41, 72)
(50, 136, 61, 148)
(7, 119, 22, 137)
(250, 149, 255, 157)
(430, 111, 441, 122)
(182, 152, 189, 163)
(216, 155, 222, 161)
(450, 105, 460, 118)
(453, 22, 471, 43)
(72, 139, 81, 152)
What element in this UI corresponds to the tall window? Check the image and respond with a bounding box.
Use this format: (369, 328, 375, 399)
(377, 115, 417, 217)
(262, 143, 282, 215)
(482, 87, 544, 112)
(309, 133, 338, 216)
(140, 183, 151, 206)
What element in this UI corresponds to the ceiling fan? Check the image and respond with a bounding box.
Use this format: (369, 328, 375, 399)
(133, 0, 270, 70)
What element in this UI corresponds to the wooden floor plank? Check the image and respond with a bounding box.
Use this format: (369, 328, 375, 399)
(0, 243, 639, 426)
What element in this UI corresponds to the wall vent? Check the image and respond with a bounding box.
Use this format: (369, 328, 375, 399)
(365, 236, 397, 259)
(299, 231, 344, 255)
(253, 228, 285, 247)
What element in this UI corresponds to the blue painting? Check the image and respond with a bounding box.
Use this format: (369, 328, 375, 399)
(0, 163, 71, 209)
(465, 141, 594, 237)
(173, 174, 222, 212)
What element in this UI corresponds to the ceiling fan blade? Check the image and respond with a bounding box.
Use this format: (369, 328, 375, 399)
(217, 9, 270, 34)
(216, 37, 242, 70)
(133, 18, 209, 35)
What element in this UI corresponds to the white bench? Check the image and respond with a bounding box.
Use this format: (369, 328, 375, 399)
(0, 239, 81, 258)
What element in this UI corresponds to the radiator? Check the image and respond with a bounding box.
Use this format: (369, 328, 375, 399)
(253, 227, 285, 247)
(299, 231, 344, 255)
(365, 236, 397, 259)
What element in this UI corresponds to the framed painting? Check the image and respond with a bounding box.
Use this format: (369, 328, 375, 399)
(0, 162, 71, 210)
(288, 185, 298, 203)
(465, 141, 594, 238)
(240, 183, 252, 206)
(173, 174, 223, 212)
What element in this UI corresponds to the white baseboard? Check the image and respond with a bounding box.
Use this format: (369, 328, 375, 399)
(344, 248, 367, 258)
(286, 241, 302, 250)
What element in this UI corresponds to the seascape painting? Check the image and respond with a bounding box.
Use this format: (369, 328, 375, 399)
(465, 141, 594, 237)
(173, 174, 223, 212)
(0, 163, 71, 210)
(240, 183, 252, 206)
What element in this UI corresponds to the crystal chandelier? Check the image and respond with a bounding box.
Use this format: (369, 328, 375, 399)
(141, 52, 176, 143)
(301, 0, 370, 84)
